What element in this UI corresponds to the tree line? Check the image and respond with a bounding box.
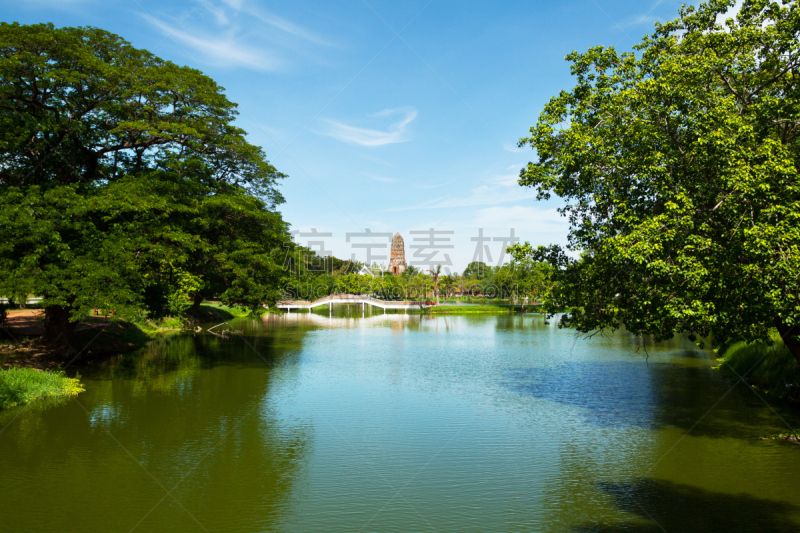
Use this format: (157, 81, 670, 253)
(284, 248, 554, 303)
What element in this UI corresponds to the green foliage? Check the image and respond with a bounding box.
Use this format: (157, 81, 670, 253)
(463, 261, 490, 280)
(716, 334, 800, 401)
(511, 0, 800, 362)
(167, 269, 202, 316)
(0, 368, 83, 409)
(0, 23, 291, 351)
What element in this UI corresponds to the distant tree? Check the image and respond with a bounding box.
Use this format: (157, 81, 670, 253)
(463, 261, 489, 280)
(511, 0, 800, 363)
(428, 265, 443, 304)
(439, 275, 456, 301)
(403, 265, 420, 278)
(0, 23, 289, 355)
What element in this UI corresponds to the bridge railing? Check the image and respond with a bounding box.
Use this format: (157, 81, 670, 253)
(276, 294, 430, 307)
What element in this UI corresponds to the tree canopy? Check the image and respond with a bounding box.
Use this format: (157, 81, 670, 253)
(0, 23, 291, 354)
(509, 0, 800, 362)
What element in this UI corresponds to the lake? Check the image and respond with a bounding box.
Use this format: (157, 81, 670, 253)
(2, 311, 799, 532)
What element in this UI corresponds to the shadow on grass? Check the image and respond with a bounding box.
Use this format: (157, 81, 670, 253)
(190, 304, 240, 322)
(574, 478, 800, 532)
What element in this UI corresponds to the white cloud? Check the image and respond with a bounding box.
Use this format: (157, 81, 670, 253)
(218, 0, 332, 46)
(202, 2, 230, 26)
(146, 17, 280, 71)
(320, 109, 417, 147)
(251, 9, 333, 46)
(142, 15, 281, 71)
(144, 1, 332, 72)
(220, 0, 244, 9)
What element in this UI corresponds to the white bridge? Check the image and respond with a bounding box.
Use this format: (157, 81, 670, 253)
(275, 294, 432, 313)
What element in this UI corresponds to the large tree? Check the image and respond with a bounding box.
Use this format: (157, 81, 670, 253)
(510, 0, 800, 362)
(0, 23, 290, 355)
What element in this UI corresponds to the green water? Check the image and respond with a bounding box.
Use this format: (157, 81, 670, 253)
(1, 312, 799, 532)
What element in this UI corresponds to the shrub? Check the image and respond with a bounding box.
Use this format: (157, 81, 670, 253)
(716, 335, 800, 402)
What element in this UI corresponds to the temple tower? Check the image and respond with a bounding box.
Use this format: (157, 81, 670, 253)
(389, 233, 407, 275)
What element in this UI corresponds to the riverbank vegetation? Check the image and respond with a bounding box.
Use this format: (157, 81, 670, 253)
(0, 301, 256, 359)
(717, 335, 800, 403)
(510, 1, 800, 385)
(0, 368, 83, 409)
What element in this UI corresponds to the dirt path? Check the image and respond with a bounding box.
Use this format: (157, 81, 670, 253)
(1, 311, 117, 369)
(4, 310, 45, 337)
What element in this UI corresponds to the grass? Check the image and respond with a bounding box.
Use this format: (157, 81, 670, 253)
(716, 334, 800, 402)
(133, 315, 186, 335)
(91, 318, 156, 346)
(200, 301, 252, 319)
(0, 367, 84, 409)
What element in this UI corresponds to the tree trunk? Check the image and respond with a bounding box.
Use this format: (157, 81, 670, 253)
(189, 292, 205, 317)
(775, 319, 800, 366)
(41, 304, 78, 357)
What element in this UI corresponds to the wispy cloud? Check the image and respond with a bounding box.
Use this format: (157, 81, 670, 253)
(389, 172, 539, 211)
(251, 9, 333, 46)
(415, 178, 456, 189)
(147, 17, 281, 71)
(319, 109, 417, 147)
(614, 0, 668, 32)
(143, 0, 332, 72)
(217, 0, 332, 46)
(474, 205, 567, 232)
(17, 0, 90, 5)
(366, 174, 397, 183)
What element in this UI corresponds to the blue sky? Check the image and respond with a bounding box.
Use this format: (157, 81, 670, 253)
(5, 0, 705, 273)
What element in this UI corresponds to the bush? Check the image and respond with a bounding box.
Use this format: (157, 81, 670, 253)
(716, 335, 800, 402)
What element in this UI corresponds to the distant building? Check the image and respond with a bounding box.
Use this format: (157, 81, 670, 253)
(358, 265, 375, 277)
(389, 233, 407, 275)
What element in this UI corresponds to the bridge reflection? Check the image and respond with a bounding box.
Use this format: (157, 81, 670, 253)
(275, 294, 429, 313)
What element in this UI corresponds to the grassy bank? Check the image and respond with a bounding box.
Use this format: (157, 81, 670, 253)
(716, 335, 800, 403)
(199, 302, 253, 319)
(0, 301, 259, 408)
(0, 368, 83, 409)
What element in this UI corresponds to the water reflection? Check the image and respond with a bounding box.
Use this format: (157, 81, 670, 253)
(504, 360, 792, 439)
(575, 478, 800, 532)
(2, 314, 800, 531)
(0, 323, 314, 532)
